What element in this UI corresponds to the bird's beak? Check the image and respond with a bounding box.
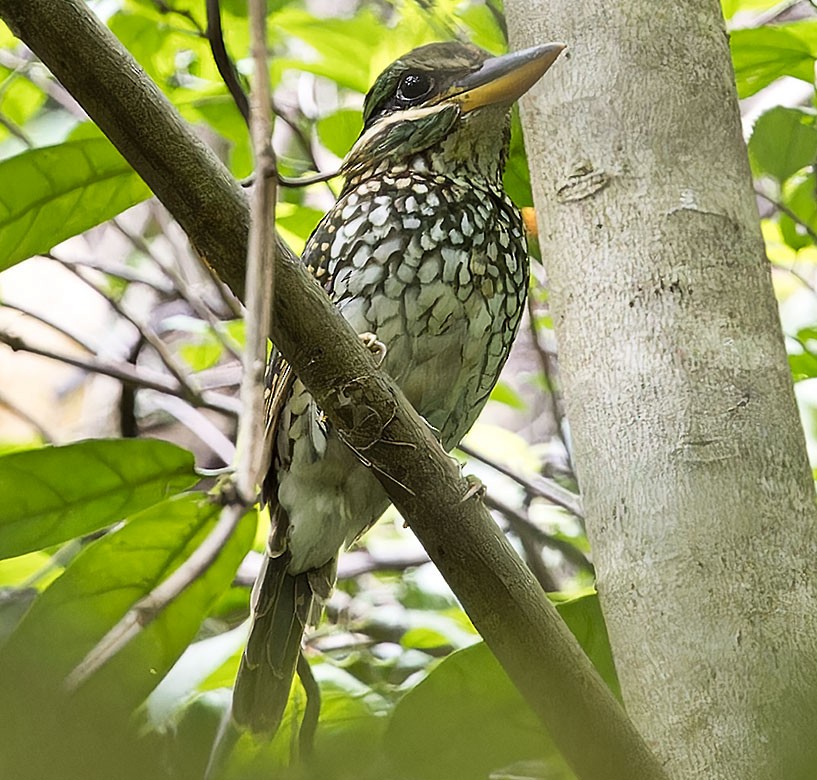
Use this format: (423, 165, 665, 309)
(452, 43, 566, 114)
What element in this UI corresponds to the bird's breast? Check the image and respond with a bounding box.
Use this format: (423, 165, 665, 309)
(312, 170, 528, 448)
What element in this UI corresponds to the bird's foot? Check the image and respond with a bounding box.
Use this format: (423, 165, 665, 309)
(359, 331, 387, 367)
(460, 474, 486, 503)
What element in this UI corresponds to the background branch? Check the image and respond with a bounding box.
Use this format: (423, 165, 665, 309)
(205, 0, 250, 125)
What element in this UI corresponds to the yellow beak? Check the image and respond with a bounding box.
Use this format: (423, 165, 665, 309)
(453, 43, 566, 113)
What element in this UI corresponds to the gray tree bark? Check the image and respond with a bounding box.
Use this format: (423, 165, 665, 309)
(506, 1, 817, 777)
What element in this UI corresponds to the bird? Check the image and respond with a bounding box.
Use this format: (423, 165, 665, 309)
(232, 39, 565, 737)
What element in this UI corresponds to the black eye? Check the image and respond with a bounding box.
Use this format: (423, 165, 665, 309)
(396, 72, 433, 102)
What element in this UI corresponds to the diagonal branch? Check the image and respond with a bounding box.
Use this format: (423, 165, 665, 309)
(0, 3, 667, 778)
(0, 327, 240, 416)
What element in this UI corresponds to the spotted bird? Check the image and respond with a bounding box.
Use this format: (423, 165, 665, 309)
(233, 40, 565, 736)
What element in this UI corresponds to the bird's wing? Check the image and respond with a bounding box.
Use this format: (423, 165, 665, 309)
(261, 347, 295, 509)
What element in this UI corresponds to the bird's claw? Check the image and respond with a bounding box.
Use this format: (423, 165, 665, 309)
(460, 475, 486, 503)
(359, 331, 387, 367)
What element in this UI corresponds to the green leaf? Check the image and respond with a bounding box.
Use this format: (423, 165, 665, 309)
(504, 112, 533, 207)
(0, 495, 255, 780)
(0, 438, 197, 559)
(0, 494, 255, 709)
(730, 23, 817, 98)
(385, 642, 567, 780)
(274, 9, 383, 92)
(317, 108, 363, 159)
(458, 3, 506, 54)
(0, 138, 152, 271)
(788, 327, 817, 381)
(0, 20, 16, 48)
(184, 95, 253, 178)
(276, 202, 325, 254)
(789, 351, 817, 382)
(722, 0, 783, 20)
(308, 663, 390, 774)
(0, 66, 46, 128)
(779, 172, 817, 250)
(749, 107, 817, 181)
(490, 380, 527, 410)
(179, 341, 224, 372)
(385, 592, 615, 780)
(555, 591, 621, 700)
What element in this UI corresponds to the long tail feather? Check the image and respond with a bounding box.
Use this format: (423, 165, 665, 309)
(232, 552, 313, 736)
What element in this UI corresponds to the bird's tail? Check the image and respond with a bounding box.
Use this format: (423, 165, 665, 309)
(232, 551, 313, 736)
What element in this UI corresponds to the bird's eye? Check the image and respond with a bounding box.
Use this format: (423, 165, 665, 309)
(396, 72, 433, 103)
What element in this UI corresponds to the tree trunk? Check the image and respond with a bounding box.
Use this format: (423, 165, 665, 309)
(506, 1, 817, 777)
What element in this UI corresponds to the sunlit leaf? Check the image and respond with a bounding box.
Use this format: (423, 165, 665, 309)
(749, 107, 817, 181)
(179, 341, 224, 372)
(504, 112, 533, 207)
(0, 494, 255, 709)
(0, 138, 152, 271)
(186, 95, 254, 178)
(779, 172, 817, 251)
(490, 380, 527, 410)
(0, 439, 197, 559)
(109, 6, 221, 88)
(317, 108, 363, 159)
(274, 9, 383, 92)
(0, 20, 16, 48)
(722, 0, 784, 20)
(276, 202, 325, 254)
(0, 67, 46, 129)
(458, 3, 506, 54)
(730, 23, 817, 98)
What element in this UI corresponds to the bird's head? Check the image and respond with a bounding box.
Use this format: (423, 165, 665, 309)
(342, 40, 565, 185)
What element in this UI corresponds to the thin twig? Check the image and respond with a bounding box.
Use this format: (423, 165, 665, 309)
(0, 328, 240, 416)
(62, 0, 281, 689)
(201, 0, 336, 190)
(0, 112, 32, 145)
(755, 186, 817, 246)
(150, 203, 245, 320)
(112, 219, 244, 361)
(65, 503, 247, 690)
(526, 291, 573, 467)
(0, 300, 98, 352)
(269, 101, 340, 190)
(72, 256, 176, 294)
(53, 255, 203, 399)
(233, 0, 277, 501)
(778, 263, 817, 299)
(277, 169, 338, 188)
(205, 0, 250, 125)
(235, 547, 431, 586)
(485, 492, 593, 575)
(458, 441, 584, 518)
(752, 0, 802, 27)
(148, 393, 236, 464)
(0, 50, 86, 118)
(151, 0, 205, 35)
